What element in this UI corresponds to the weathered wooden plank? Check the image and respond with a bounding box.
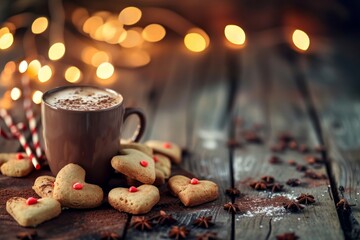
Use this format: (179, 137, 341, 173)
(232, 46, 343, 239)
(125, 42, 233, 240)
(305, 43, 360, 239)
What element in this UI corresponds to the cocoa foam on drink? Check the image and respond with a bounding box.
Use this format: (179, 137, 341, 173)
(44, 87, 122, 111)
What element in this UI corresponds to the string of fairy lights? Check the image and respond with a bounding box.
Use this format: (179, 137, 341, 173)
(0, 3, 311, 109)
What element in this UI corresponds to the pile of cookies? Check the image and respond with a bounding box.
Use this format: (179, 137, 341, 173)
(4, 140, 219, 227)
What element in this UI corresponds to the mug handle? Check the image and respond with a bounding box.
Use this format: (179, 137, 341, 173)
(123, 107, 146, 142)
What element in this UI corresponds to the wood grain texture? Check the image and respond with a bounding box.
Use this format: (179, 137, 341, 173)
(125, 43, 233, 240)
(232, 47, 343, 239)
(304, 44, 360, 239)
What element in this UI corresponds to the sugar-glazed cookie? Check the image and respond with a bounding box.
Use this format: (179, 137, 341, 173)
(108, 185, 160, 214)
(168, 175, 219, 207)
(153, 154, 171, 179)
(53, 164, 103, 208)
(120, 140, 153, 158)
(0, 153, 33, 177)
(32, 176, 56, 198)
(6, 197, 61, 227)
(111, 149, 155, 184)
(145, 140, 182, 164)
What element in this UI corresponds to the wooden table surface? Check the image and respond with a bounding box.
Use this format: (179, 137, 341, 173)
(1, 1, 360, 239)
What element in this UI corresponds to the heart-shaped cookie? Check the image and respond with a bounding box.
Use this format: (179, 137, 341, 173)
(168, 175, 219, 207)
(154, 154, 171, 179)
(111, 149, 155, 184)
(0, 153, 33, 177)
(108, 185, 160, 214)
(32, 176, 56, 198)
(6, 197, 61, 227)
(145, 140, 182, 164)
(53, 163, 104, 208)
(120, 140, 153, 157)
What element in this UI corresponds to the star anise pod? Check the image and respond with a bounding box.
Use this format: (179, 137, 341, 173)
(16, 230, 37, 240)
(153, 210, 177, 225)
(131, 216, 153, 231)
(270, 182, 284, 193)
(261, 176, 275, 184)
(298, 144, 309, 153)
(296, 164, 308, 172)
(276, 232, 299, 240)
(269, 156, 282, 164)
(243, 131, 262, 143)
(225, 187, 241, 197)
(286, 178, 301, 187)
(193, 216, 214, 228)
(296, 193, 316, 205)
(227, 139, 241, 148)
(99, 232, 122, 240)
(336, 198, 356, 211)
(288, 140, 298, 150)
(223, 202, 240, 213)
(283, 201, 304, 212)
(168, 226, 189, 239)
(249, 181, 267, 190)
(304, 170, 327, 180)
(196, 231, 219, 240)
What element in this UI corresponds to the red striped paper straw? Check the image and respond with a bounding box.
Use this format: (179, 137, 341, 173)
(21, 76, 43, 159)
(0, 108, 40, 170)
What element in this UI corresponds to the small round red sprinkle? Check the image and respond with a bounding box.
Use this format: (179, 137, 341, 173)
(16, 153, 24, 160)
(153, 156, 159, 162)
(26, 197, 38, 205)
(140, 160, 148, 167)
(73, 182, 83, 190)
(35, 164, 41, 170)
(163, 142, 172, 149)
(129, 186, 138, 192)
(190, 178, 199, 185)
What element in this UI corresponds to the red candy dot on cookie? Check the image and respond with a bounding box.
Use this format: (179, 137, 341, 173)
(129, 186, 138, 193)
(73, 182, 83, 190)
(140, 160, 148, 167)
(26, 197, 38, 205)
(190, 178, 199, 185)
(163, 142, 172, 149)
(16, 153, 24, 160)
(153, 156, 159, 162)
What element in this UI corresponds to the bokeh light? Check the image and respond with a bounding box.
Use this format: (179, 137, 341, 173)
(292, 29, 310, 51)
(184, 32, 207, 52)
(120, 29, 143, 48)
(0, 32, 14, 50)
(27, 60, 41, 78)
(118, 7, 142, 25)
(142, 24, 166, 42)
(10, 87, 21, 101)
(83, 16, 103, 34)
(31, 17, 49, 34)
(224, 25, 246, 45)
(65, 66, 82, 83)
(19, 60, 28, 73)
(91, 51, 110, 67)
(48, 42, 65, 60)
(96, 62, 114, 80)
(38, 65, 52, 82)
(32, 90, 43, 104)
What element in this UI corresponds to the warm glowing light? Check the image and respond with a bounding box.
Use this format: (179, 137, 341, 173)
(142, 24, 166, 42)
(224, 25, 246, 46)
(0, 27, 10, 36)
(0, 32, 14, 50)
(48, 42, 65, 60)
(83, 16, 103, 35)
(19, 60, 28, 73)
(119, 7, 142, 25)
(91, 51, 110, 67)
(124, 50, 151, 67)
(184, 32, 207, 52)
(65, 66, 82, 83)
(27, 60, 41, 78)
(4, 61, 16, 74)
(292, 29, 310, 51)
(107, 28, 127, 44)
(38, 65, 52, 82)
(32, 90, 43, 104)
(10, 87, 21, 100)
(96, 62, 114, 80)
(72, 8, 89, 26)
(31, 17, 48, 34)
(81, 47, 97, 65)
(102, 19, 123, 41)
(120, 29, 143, 48)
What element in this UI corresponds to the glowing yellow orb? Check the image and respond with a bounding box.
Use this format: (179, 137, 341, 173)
(292, 29, 310, 51)
(118, 7, 142, 25)
(65, 66, 81, 83)
(32, 90, 43, 104)
(10, 87, 21, 101)
(19, 60, 28, 73)
(184, 32, 207, 52)
(38, 65, 52, 82)
(142, 24, 166, 42)
(96, 62, 114, 80)
(224, 25, 246, 45)
(31, 17, 48, 34)
(0, 32, 14, 50)
(48, 42, 65, 60)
